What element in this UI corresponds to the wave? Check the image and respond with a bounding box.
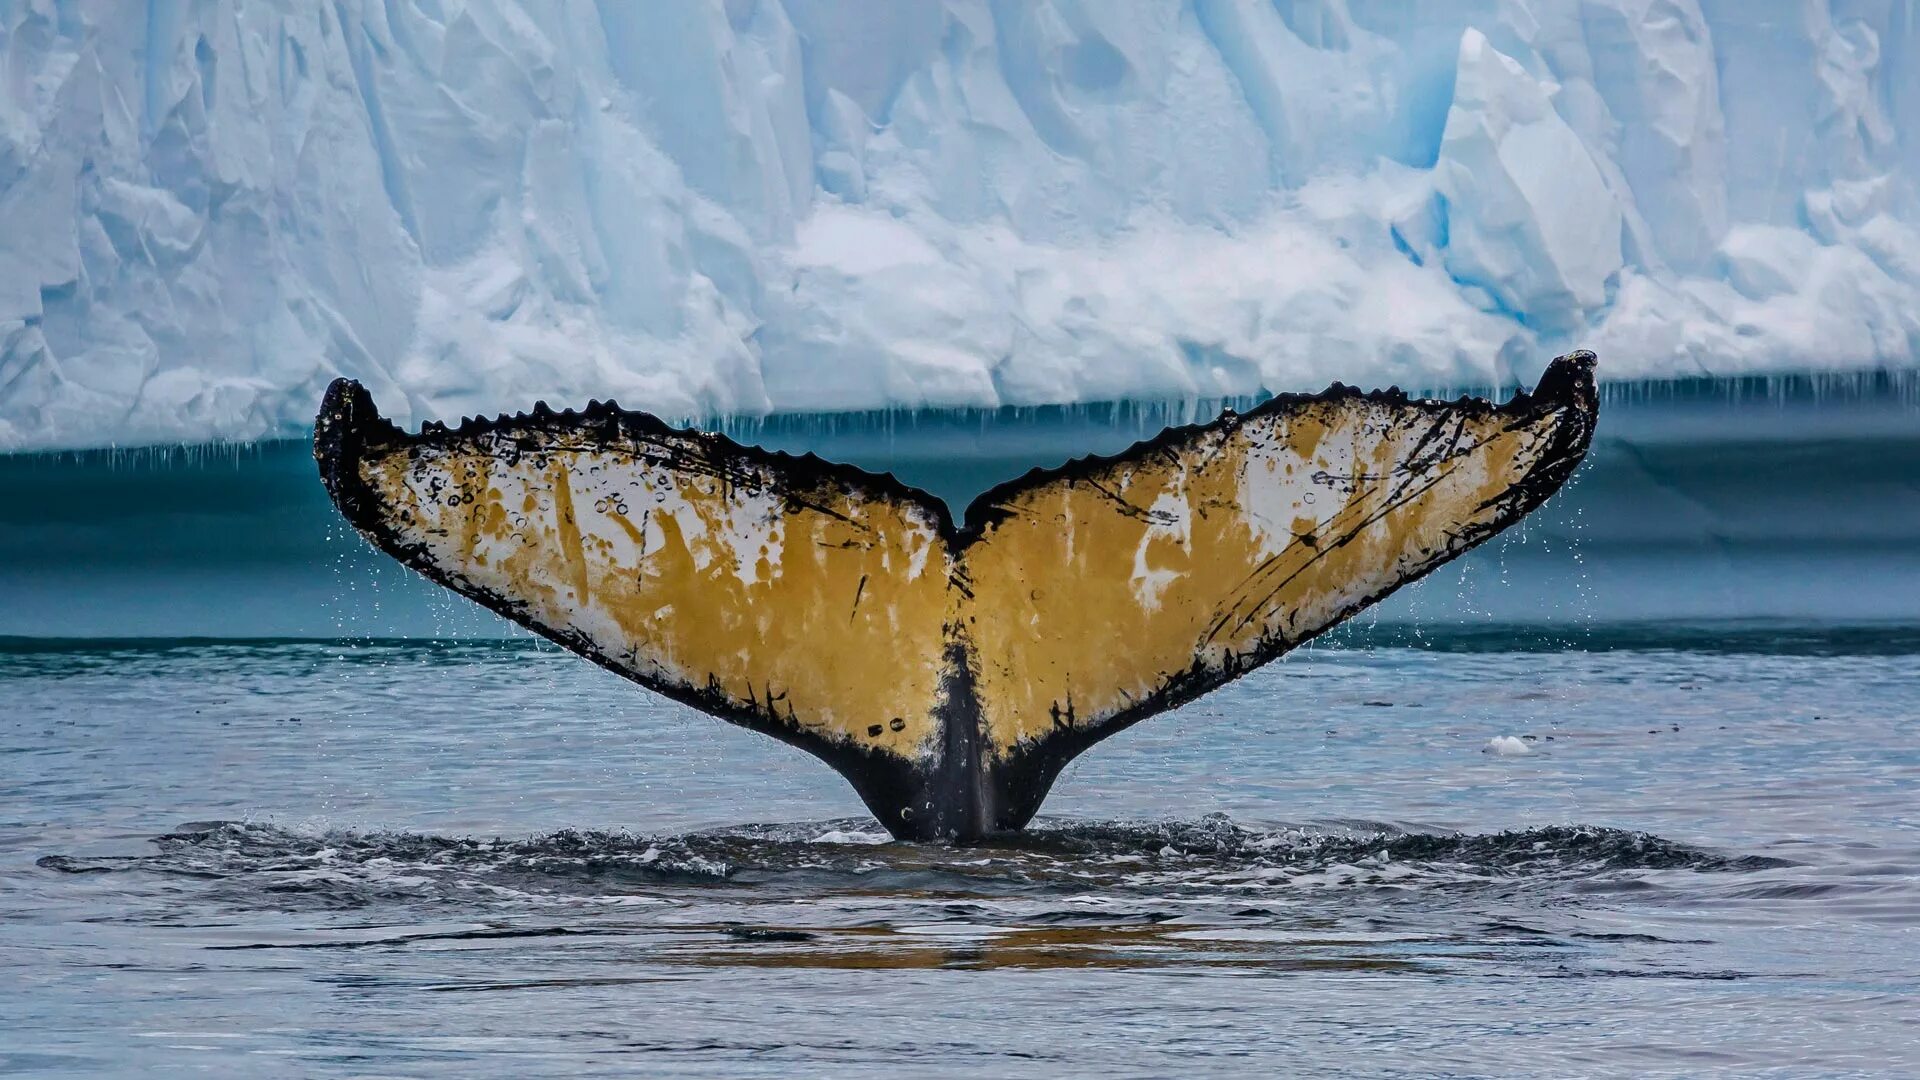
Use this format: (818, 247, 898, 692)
(35, 817, 1785, 912)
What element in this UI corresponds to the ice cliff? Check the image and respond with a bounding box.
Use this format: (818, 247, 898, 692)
(2, 0, 1918, 450)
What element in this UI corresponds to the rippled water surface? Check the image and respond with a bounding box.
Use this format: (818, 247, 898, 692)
(5, 630, 1918, 1076)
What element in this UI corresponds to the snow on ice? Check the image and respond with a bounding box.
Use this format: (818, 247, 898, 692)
(2, 0, 1917, 450)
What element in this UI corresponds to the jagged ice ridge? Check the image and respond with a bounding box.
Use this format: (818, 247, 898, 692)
(2, 0, 1918, 450)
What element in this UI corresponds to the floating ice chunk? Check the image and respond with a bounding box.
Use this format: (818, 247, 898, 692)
(1485, 735, 1534, 757)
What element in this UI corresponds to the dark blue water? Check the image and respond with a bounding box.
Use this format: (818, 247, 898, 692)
(5, 630, 1918, 1076)
(5, 385, 1919, 638)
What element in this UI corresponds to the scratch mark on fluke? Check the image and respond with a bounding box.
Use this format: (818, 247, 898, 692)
(315, 352, 1599, 842)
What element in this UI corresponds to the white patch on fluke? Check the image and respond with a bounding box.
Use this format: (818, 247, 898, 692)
(1130, 487, 1192, 610)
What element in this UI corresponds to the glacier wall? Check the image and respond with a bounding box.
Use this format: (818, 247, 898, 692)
(2, 0, 1918, 450)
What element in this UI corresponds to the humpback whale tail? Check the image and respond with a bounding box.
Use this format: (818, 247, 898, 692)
(316, 353, 1598, 842)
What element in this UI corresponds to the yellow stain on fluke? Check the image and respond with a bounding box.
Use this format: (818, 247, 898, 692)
(317, 352, 1598, 842)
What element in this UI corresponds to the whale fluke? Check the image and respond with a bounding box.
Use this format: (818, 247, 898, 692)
(316, 352, 1598, 842)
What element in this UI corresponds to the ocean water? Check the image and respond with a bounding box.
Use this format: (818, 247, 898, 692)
(5, 382, 1918, 1075)
(5, 629, 1918, 1077)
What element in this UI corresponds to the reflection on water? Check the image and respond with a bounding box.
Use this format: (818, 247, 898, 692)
(5, 634, 1919, 1075)
(36, 816, 1782, 982)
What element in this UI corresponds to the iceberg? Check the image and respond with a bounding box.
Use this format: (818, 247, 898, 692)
(1, 0, 1916, 451)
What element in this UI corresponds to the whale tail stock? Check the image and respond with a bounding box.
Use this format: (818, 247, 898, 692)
(316, 353, 1598, 842)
